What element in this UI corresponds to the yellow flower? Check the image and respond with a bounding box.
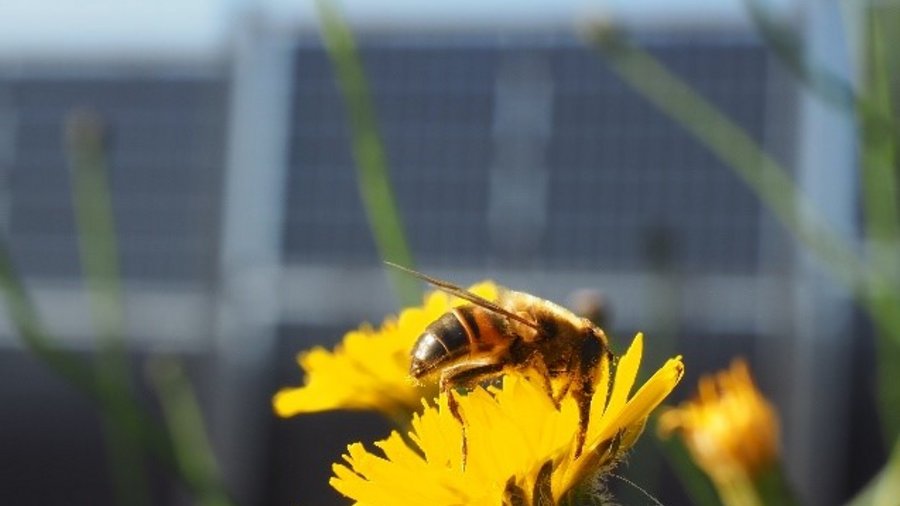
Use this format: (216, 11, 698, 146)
(658, 359, 780, 504)
(272, 282, 498, 420)
(331, 333, 684, 505)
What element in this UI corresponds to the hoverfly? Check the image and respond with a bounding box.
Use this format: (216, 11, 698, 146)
(389, 263, 613, 462)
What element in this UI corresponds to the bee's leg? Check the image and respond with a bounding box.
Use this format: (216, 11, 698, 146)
(570, 335, 605, 458)
(552, 373, 573, 406)
(526, 358, 560, 409)
(570, 373, 592, 459)
(439, 362, 506, 469)
(444, 389, 467, 467)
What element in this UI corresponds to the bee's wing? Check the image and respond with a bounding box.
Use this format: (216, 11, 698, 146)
(385, 262, 541, 331)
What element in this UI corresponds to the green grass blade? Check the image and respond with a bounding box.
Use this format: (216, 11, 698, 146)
(744, 0, 854, 109)
(743, 0, 898, 144)
(753, 461, 802, 506)
(0, 114, 238, 506)
(147, 359, 234, 506)
(586, 24, 900, 448)
(859, 11, 900, 265)
(0, 233, 198, 489)
(657, 435, 722, 506)
(316, 0, 421, 307)
(847, 436, 900, 506)
(0, 238, 96, 387)
(585, 29, 868, 298)
(858, 9, 900, 444)
(65, 109, 151, 506)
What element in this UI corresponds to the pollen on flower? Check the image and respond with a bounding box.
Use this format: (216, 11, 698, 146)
(272, 282, 498, 420)
(330, 333, 684, 506)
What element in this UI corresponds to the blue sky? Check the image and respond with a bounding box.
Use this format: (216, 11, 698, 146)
(0, 0, 769, 59)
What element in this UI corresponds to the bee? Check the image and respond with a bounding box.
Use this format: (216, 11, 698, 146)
(389, 263, 613, 461)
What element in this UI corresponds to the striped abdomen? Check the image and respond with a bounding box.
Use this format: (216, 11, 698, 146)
(409, 305, 505, 379)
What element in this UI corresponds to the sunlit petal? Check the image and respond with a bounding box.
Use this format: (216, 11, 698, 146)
(658, 359, 780, 496)
(331, 333, 684, 505)
(272, 282, 498, 419)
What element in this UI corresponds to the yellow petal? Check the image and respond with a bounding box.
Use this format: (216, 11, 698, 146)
(656, 358, 779, 492)
(614, 356, 684, 434)
(331, 332, 684, 506)
(272, 282, 498, 419)
(603, 333, 644, 418)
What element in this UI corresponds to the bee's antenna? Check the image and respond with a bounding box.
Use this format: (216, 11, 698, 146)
(384, 261, 542, 331)
(384, 261, 418, 275)
(607, 473, 665, 506)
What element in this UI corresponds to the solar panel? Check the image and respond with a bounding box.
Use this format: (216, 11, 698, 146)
(283, 34, 779, 274)
(2, 75, 227, 282)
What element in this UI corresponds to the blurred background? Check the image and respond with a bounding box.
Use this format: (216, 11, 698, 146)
(0, 0, 887, 505)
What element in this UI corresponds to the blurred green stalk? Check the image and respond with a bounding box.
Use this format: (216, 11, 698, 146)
(745, 0, 900, 445)
(0, 240, 97, 388)
(743, 0, 898, 141)
(662, 429, 800, 506)
(65, 109, 150, 506)
(316, 0, 421, 307)
(147, 359, 233, 506)
(848, 437, 900, 506)
(0, 237, 214, 496)
(585, 28, 868, 296)
(860, 15, 900, 276)
(748, 0, 900, 448)
(585, 15, 900, 504)
(64, 109, 233, 504)
(658, 435, 722, 506)
(745, 0, 900, 444)
(753, 461, 801, 506)
(586, 25, 900, 443)
(858, 9, 900, 445)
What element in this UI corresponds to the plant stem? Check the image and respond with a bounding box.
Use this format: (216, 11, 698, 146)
(316, 0, 421, 307)
(66, 109, 150, 506)
(147, 359, 234, 506)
